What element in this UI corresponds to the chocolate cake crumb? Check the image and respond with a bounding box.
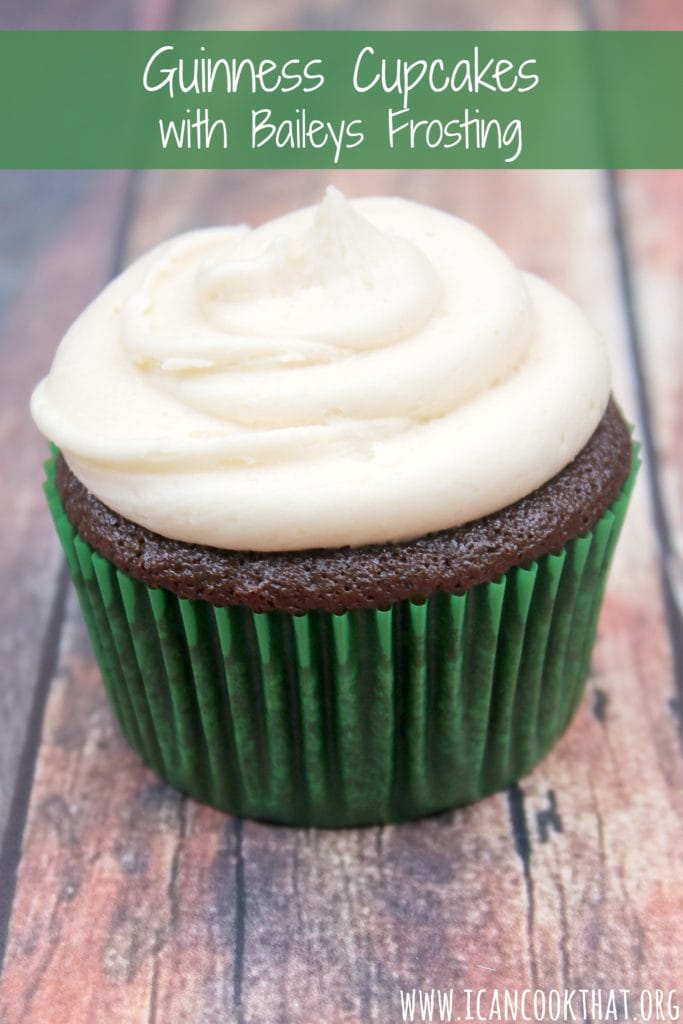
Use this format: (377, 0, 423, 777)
(55, 398, 633, 614)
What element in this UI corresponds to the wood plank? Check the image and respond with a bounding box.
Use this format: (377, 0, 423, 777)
(591, 0, 683, 30)
(0, 0, 184, 952)
(594, 0, 683, 827)
(175, 0, 581, 30)
(0, 2, 140, 849)
(0, 0, 175, 29)
(0, 170, 133, 843)
(2, 161, 681, 1022)
(593, 0, 683, 757)
(2, 0, 681, 1019)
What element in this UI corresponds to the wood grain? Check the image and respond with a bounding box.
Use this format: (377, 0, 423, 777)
(0, 169, 134, 841)
(2, 162, 682, 1022)
(618, 168, 683, 739)
(0, 0, 186, 964)
(176, 0, 582, 30)
(596, 0, 683, 796)
(1, 2, 681, 1022)
(591, 0, 683, 30)
(0, 0, 143, 846)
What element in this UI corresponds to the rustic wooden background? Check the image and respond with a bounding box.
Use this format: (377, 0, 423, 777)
(0, 2, 681, 1022)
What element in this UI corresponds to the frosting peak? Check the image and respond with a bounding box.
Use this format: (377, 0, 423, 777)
(195, 186, 441, 357)
(31, 191, 610, 550)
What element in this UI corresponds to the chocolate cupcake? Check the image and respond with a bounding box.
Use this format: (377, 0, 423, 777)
(32, 189, 637, 826)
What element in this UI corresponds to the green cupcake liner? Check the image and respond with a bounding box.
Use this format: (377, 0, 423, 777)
(44, 447, 638, 827)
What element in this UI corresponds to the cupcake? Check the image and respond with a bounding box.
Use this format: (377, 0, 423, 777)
(31, 187, 637, 827)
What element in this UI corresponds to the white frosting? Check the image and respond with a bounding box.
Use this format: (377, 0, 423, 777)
(31, 188, 611, 551)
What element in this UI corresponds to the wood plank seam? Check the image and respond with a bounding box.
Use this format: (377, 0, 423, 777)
(232, 818, 247, 1024)
(0, 562, 69, 974)
(0, 2, 679, 1011)
(506, 784, 538, 987)
(0, 167, 142, 976)
(585, 0, 683, 753)
(603, 166, 683, 749)
(579, 0, 598, 31)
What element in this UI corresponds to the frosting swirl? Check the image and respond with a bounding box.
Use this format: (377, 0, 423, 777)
(31, 188, 610, 550)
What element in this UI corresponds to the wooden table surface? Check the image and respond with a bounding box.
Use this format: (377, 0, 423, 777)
(1, 3, 681, 1023)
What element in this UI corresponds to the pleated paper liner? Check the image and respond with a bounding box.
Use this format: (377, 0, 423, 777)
(44, 446, 639, 827)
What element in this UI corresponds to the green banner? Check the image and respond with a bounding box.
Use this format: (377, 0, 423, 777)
(0, 31, 680, 168)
